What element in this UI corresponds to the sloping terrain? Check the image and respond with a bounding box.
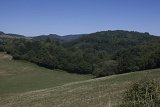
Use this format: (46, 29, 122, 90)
(4, 30, 160, 77)
(0, 31, 25, 39)
(0, 52, 92, 97)
(0, 30, 160, 107)
(65, 30, 159, 54)
(33, 34, 85, 42)
(0, 56, 160, 107)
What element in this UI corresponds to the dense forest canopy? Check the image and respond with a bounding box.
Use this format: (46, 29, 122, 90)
(0, 30, 160, 77)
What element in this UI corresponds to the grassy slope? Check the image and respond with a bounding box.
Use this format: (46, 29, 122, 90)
(1, 69, 160, 107)
(0, 52, 93, 97)
(0, 53, 160, 107)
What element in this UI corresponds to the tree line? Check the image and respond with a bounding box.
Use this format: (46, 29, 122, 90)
(1, 30, 160, 77)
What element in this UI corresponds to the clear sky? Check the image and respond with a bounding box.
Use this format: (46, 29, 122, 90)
(0, 0, 160, 36)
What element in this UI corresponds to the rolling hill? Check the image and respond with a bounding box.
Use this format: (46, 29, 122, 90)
(0, 31, 25, 38)
(0, 29, 160, 106)
(2, 30, 160, 77)
(33, 34, 85, 42)
(0, 54, 160, 107)
(0, 52, 93, 97)
(65, 30, 159, 54)
(0, 31, 85, 42)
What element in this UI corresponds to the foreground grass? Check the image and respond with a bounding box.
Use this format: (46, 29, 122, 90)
(0, 53, 160, 107)
(1, 67, 160, 107)
(0, 52, 93, 97)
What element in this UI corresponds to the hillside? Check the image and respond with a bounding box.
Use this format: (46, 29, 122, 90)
(0, 31, 25, 38)
(65, 30, 158, 54)
(0, 31, 85, 42)
(0, 52, 93, 97)
(32, 34, 62, 41)
(0, 30, 160, 106)
(0, 66, 160, 107)
(114, 39, 160, 73)
(2, 30, 160, 77)
(33, 34, 85, 42)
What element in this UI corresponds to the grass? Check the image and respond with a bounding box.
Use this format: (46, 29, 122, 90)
(0, 52, 160, 107)
(1, 69, 160, 107)
(0, 52, 93, 97)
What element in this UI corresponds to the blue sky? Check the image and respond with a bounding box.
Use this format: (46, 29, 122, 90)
(0, 0, 160, 36)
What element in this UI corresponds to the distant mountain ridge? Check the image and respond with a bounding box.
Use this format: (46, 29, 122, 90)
(32, 34, 61, 41)
(0, 30, 159, 42)
(33, 34, 86, 42)
(0, 31, 25, 38)
(0, 31, 86, 41)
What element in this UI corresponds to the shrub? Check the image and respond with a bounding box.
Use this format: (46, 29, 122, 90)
(119, 79, 160, 107)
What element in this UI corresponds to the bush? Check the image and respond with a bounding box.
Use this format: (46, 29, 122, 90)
(119, 79, 160, 107)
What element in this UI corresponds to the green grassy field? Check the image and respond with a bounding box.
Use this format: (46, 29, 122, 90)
(0, 52, 93, 97)
(0, 52, 160, 107)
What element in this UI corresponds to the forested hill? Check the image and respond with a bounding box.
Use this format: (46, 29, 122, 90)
(33, 34, 85, 42)
(33, 34, 62, 41)
(1, 30, 160, 77)
(0, 31, 25, 38)
(0, 31, 84, 41)
(65, 30, 158, 54)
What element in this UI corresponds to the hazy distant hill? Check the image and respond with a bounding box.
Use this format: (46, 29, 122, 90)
(61, 34, 87, 41)
(0, 31, 85, 41)
(33, 34, 85, 41)
(6, 33, 25, 38)
(0, 31, 25, 38)
(0, 31, 5, 35)
(33, 34, 61, 41)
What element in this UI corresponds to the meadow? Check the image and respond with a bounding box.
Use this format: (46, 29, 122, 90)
(0, 52, 93, 97)
(0, 52, 160, 107)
